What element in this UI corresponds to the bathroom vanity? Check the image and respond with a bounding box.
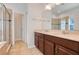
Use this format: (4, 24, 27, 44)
(35, 30, 79, 55)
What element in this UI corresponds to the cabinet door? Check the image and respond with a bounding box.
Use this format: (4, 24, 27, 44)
(35, 34, 39, 48)
(44, 40, 54, 55)
(55, 45, 78, 55)
(39, 37, 44, 53)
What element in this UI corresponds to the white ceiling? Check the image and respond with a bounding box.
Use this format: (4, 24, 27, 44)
(4, 3, 27, 13)
(51, 3, 79, 15)
(3, 3, 79, 16)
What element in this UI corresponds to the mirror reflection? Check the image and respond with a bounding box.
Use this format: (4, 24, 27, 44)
(51, 3, 79, 32)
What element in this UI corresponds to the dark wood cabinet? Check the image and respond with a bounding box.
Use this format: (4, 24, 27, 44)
(55, 45, 78, 55)
(35, 33, 39, 48)
(35, 32, 44, 54)
(44, 40, 54, 55)
(39, 37, 44, 53)
(35, 32, 79, 55)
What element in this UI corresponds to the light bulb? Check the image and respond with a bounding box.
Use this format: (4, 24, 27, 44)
(45, 4, 52, 10)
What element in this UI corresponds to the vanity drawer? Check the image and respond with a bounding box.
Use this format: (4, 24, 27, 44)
(44, 34, 79, 53)
(54, 37, 79, 53)
(44, 34, 58, 42)
(35, 32, 43, 38)
(55, 45, 78, 55)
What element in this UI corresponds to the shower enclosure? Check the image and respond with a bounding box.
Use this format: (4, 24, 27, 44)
(0, 4, 11, 46)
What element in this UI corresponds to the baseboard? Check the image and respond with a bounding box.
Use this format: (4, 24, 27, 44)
(27, 44, 35, 48)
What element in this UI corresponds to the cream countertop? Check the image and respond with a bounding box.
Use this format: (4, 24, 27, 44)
(35, 30, 79, 42)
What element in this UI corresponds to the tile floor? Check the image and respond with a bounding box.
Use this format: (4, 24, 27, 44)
(9, 40, 43, 55)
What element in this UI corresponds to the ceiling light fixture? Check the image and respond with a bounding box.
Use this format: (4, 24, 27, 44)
(45, 4, 55, 10)
(45, 3, 61, 10)
(45, 4, 52, 10)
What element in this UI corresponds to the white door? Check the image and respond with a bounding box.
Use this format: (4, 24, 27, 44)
(14, 13, 23, 41)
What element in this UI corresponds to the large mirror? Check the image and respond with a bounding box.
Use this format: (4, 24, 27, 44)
(51, 3, 79, 32)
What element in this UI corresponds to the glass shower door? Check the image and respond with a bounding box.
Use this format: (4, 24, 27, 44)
(0, 4, 3, 42)
(3, 6, 10, 43)
(0, 4, 11, 44)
